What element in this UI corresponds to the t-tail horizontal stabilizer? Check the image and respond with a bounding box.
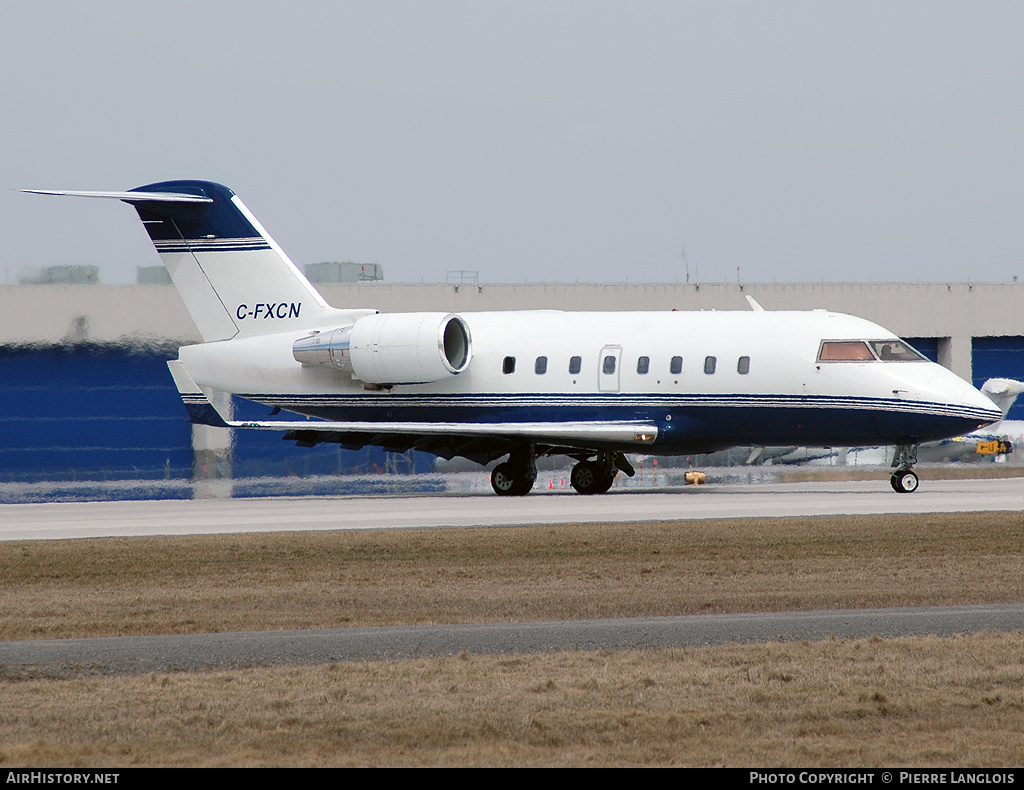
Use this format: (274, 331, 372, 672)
(21, 181, 334, 343)
(17, 188, 213, 204)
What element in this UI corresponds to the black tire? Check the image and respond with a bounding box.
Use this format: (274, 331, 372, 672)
(570, 461, 598, 494)
(891, 469, 919, 494)
(490, 462, 535, 496)
(514, 474, 537, 496)
(491, 462, 519, 496)
(571, 461, 616, 494)
(593, 470, 617, 493)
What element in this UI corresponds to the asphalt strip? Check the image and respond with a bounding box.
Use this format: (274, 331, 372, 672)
(2, 604, 1022, 676)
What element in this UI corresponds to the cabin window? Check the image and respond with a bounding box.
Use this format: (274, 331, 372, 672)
(637, 356, 650, 374)
(669, 356, 682, 375)
(818, 341, 874, 361)
(869, 340, 926, 361)
(569, 356, 582, 375)
(603, 355, 617, 375)
(704, 356, 716, 374)
(502, 356, 516, 374)
(535, 356, 548, 375)
(737, 356, 750, 374)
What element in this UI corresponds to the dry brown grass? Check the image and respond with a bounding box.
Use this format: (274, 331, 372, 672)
(1, 512, 1021, 641)
(1, 634, 1022, 767)
(1, 511, 1022, 767)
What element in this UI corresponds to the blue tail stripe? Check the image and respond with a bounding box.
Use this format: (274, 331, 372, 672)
(128, 180, 263, 243)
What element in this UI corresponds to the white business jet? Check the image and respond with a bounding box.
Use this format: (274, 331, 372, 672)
(21, 181, 1001, 495)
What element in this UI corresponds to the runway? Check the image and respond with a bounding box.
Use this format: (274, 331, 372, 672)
(0, 476, 1020, 542)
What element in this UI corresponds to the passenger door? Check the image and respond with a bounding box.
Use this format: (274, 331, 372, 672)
(598, 345, 622, 392)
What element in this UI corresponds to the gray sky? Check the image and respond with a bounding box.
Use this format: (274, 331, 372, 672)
(3, 0, 1023, 285)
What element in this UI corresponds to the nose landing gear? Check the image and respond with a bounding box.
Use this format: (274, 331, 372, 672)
(891, 468, 919, 493)
(890, 444, 920, 493)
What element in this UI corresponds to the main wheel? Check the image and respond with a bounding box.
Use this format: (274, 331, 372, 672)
(570, 461, 616, 494)
(890, 469, 919, 493)
(490, 462, 535, 496)
(592, 469, 617, 493)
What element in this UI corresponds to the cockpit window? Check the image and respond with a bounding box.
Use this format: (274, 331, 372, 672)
(818, 339, 927, 362)
(818, 341, 874, 361)
(868, 340, 926, 361)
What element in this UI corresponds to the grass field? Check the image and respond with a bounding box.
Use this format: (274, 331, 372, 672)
(1, 510, 1022, 767)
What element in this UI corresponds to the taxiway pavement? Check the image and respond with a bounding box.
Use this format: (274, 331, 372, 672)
(0, 477, 1020, 542)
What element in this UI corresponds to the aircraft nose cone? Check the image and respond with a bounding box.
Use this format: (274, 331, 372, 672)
(961, 383, 1004, 426)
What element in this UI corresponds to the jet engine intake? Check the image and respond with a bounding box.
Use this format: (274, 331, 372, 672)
(292, 312, 472, 384)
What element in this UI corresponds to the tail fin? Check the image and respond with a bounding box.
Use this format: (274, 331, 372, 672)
(20, 181, 333, 342)
(980, 378, 1024, 418)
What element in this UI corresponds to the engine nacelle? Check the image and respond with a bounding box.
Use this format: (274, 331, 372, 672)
(292, 312, 472, 384)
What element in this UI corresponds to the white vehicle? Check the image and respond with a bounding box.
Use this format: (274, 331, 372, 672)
(22, 181, 1002, 495)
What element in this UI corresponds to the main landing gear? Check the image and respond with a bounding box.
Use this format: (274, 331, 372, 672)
(490, 447, 538, 496)
(570, 452, 635, 495)
(489, 449, 636, 496)
(890, 443, 920, 494)
(570, 459, 615, 495)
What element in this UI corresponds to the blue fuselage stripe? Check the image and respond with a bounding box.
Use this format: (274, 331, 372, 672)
(237, 393, 991, 452)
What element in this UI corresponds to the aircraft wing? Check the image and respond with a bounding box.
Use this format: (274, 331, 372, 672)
(168, 361, 658, 462)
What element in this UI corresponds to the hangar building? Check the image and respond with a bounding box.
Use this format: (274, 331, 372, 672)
(1, 281, 1021, 487)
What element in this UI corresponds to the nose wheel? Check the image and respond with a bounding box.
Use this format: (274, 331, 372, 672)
(890, 443, 920, 494)
(890, 468, 919, 493)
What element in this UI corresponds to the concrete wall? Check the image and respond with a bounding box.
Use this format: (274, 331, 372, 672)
(0, 285, 200, 346)
(6, 282, 1022, 381)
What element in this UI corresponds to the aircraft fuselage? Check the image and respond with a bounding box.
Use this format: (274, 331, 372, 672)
(178, 308, 997, 455)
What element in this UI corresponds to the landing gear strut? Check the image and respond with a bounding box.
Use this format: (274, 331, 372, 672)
(890, 443, 920, 493)
(490, 446, 537, 496)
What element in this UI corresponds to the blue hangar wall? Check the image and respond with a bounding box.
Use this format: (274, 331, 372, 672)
(972, 337, 1024, 421)
(0, 345, 192, 483)
(0, 344, 431, 483)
